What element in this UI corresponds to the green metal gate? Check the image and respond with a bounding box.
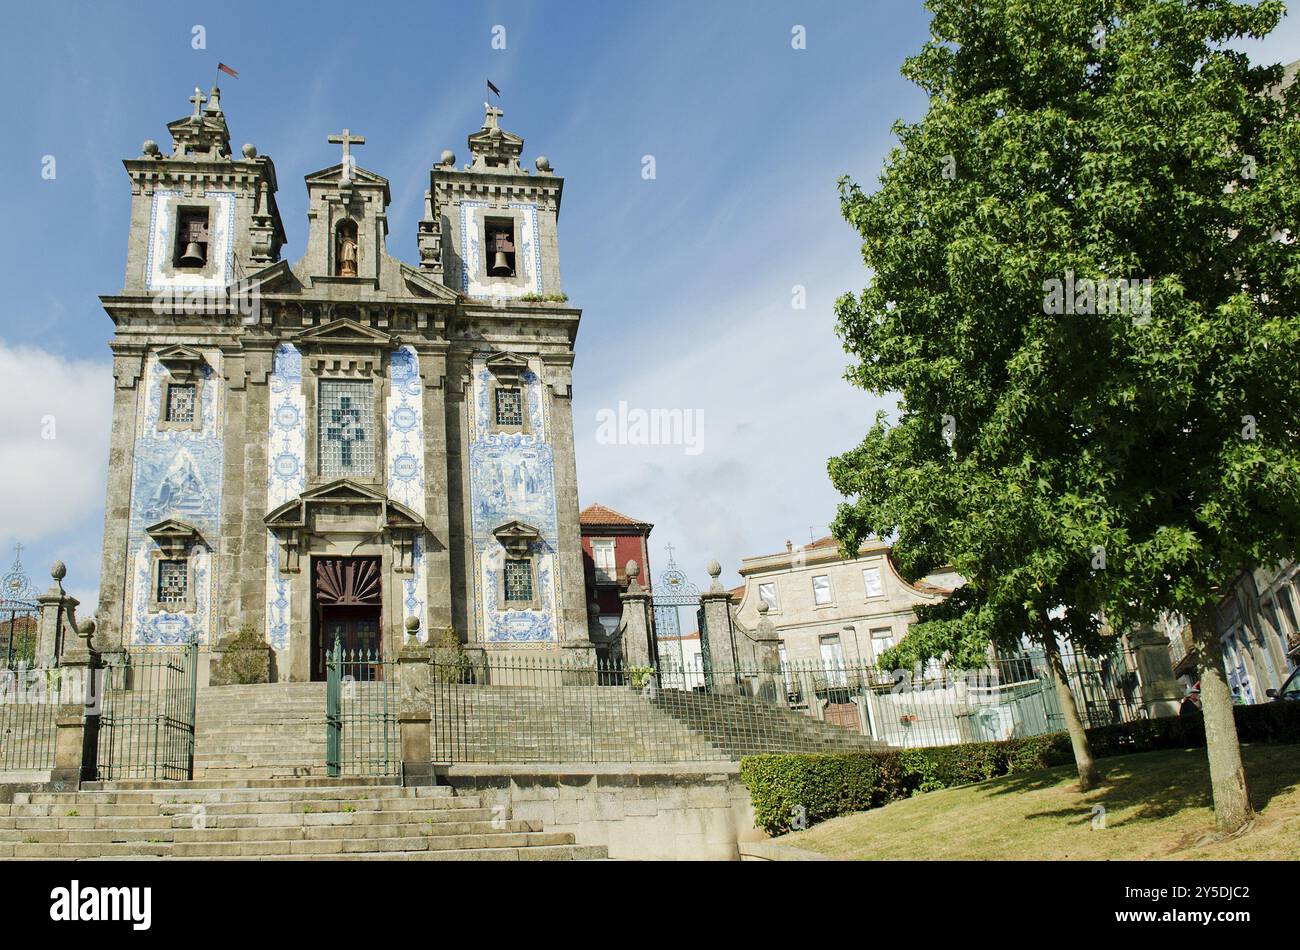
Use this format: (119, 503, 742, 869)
(96, 642, 198, 781)
(325, 637, 397, 777)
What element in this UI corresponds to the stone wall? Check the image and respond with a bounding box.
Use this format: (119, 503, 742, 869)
(440, 763, 763, 861)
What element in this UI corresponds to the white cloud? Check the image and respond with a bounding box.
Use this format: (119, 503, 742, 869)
(0, 342, 112, 544)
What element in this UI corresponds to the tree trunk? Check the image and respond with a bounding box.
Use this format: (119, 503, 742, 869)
(1045, 640, 1101, 791)
(1191, 605, 1254, 834)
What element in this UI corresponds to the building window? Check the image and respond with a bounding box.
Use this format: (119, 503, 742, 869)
(758, 582, 778, 610)
(812, 574, 832, 606)
(174, 208, 209, 267)
(819, 634, 847, 686)
(495, 387, 524, 427)
(504, 558, 533, 603)
(591, 540, 616, 583)
(863, 567, 883, 598)
(165, 383, 196, 424)
(157, 559, 188, 607)
(485, 217, 516, 277)
(871, 627, 895, 661)
(318, 380, 375, 478)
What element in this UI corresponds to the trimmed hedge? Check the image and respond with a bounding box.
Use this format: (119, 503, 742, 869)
(740, 700, 1300, 835)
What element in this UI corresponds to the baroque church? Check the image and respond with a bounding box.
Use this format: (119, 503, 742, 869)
(94, 85, 591, 681)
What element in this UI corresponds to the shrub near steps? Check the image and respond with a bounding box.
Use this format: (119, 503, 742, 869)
(0, 783, 607, 861)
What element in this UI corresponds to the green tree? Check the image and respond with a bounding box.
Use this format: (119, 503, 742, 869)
(829, 0, 1300, 831)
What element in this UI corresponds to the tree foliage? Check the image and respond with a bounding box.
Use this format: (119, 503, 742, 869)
(831, 0, 1300, 661)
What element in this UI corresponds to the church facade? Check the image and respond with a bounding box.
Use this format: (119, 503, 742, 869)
(94, 87, 591, 681)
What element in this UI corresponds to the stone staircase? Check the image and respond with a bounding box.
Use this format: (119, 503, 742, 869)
(432, 685, 725, 762)
(648, 690, 889, 757)
(0, 782, 606, 860)
(194, 683, 329, 780)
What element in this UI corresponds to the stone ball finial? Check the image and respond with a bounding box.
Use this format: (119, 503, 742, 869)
(142, 139, 161, 158)
(241, 143, 258, 159)
(440, 149, 456, 166)
(51, 561, 67, 581)
(625, 561, 640, 580)
(535, 155, 552, 173)
(79, 619, 96, 637)
(758, 601, 770, 615)
(404, 615, 421, 634)
(707, 559, 721, 579)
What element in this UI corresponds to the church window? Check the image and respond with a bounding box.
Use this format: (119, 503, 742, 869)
(165, 383, 196, 424)
(485, 218, 516, 277)
(174, 208, 210, 268)
(318, 380, 375, 478)
(495, 387, 524, 427)
(503, 558, 533, 603)
(157, 559, 188, 607)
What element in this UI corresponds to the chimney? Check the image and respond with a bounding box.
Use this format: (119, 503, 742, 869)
(785, 540, 792, 553)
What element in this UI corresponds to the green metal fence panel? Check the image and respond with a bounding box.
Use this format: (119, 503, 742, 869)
(325, 637, 397, 777)
(0, 664, 60, 771)
(96, 643, 197, 782)
(425, 647, 1145, 764)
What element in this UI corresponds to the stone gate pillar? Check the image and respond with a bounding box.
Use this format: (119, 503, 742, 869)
(699, 560, 739, 690)
(753, 602, 786, 706)
(35, 562, 79, 666)
(397, 616, 435, 786)
(618, 561, 654, 669)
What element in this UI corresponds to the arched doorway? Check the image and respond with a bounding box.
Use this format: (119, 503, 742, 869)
(311, 555, 382, 680)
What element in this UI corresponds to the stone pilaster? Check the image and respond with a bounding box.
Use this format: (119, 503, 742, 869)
(94, 349, 142, 653)
(51, 619, 101, 786)
(545, 356, 588, 644)
(217, 347, 250, 645)
(238, 345, 273, 652)
(1128, 623, 1183, 719)
(417, 343, 453, 632)
(618, 562, 654, 669)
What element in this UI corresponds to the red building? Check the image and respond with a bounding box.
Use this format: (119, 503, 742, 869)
(579, 503, 654, 640)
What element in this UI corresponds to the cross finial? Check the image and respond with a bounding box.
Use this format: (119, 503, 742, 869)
(483, 102, 504, 129)
(189, 87, 206, 118)
(664, 542, 676, 565)
(11, 542, 22, 568)
(328, 128, 366, 180)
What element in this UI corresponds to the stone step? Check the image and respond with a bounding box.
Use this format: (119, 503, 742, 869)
(167, 830, 577, 858)
(15, 784, 447, 805)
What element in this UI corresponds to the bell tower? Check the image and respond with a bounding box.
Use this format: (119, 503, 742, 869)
(423, 104, 564, 299)
(119, 85, 285, 296)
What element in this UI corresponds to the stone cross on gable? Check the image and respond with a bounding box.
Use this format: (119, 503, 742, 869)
(483, 103, 503, 130)
(328, 128, 365, 182)
(189, 87, 206, 119)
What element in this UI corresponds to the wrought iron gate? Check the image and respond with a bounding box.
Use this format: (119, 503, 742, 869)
(649, 546, 711, 690)
(325, 636, 397, 777)
(96, 642, 198, 781)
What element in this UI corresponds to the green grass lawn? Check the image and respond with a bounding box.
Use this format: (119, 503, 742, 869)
(778, 743, 1300, 860)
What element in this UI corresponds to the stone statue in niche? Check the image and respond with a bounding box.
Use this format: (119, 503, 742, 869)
(335, 219, 358, 277)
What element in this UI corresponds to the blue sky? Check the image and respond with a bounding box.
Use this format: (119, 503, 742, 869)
(0, 0, 1296, 610)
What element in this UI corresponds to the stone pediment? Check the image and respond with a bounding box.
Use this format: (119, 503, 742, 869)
(492, 519, 541, 557)
(484, 351, 530, 383)
(304, 163, 391, 199)
(146, 518, 204, 555)
(294, 317, 394, 347)
(293, 318, 394, 376)
(265, 479, 424, 531)
(400, 263, 460, 302)
(156, 345, 207, 379)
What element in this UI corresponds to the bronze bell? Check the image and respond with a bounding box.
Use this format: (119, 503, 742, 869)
(179, 241, 206, 267)
(487, 228, 515, 276)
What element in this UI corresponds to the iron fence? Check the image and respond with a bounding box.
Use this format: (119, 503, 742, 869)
(325, 639, 397, 777)
(0, 664, 60, 772)
(427, 647, 1144, 763)
(96, 643, 198, 781)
